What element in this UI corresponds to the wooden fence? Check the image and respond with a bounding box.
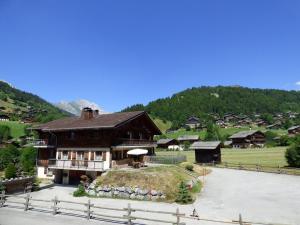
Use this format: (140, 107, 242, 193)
(201, 161, 300, 176)
(146, 155, 187, 164)
(0, 191, 259, 225)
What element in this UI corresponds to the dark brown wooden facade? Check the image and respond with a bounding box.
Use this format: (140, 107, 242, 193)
(34, 109, 161, 184)
(229, 130, 265, 148)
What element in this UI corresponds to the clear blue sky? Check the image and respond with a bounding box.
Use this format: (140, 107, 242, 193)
(0, 0, 300, 112)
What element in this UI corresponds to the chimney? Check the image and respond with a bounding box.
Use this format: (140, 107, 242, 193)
(93, 109, 99, 116)
(81, 107, 94, 120)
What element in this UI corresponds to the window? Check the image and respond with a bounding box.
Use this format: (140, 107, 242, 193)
(95, 151, 102, 161)
(69, 131, 75, 140)
(62, 151, 68, 160)
(77, 151, 84, 160)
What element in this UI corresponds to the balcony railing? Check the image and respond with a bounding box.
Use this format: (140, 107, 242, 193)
(31, 139, 56, 148)
(116, 138, 157, 146)
(48, 159, 104, 171)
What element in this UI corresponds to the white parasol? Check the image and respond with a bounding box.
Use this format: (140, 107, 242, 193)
(127, 149, 148, 156)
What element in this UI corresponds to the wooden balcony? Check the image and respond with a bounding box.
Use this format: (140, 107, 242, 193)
(31, 139, 56, 148)
(48, 159, 104, 171)
(114, 139, 157, 149)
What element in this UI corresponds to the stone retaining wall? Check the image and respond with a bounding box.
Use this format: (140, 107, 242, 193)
(86, 183, 166, 201)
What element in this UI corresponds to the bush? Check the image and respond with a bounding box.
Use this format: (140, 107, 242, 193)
(0, 125, 11, 143)
(175, 181, 193, 204)
(285, 138, 300, 167)
(20, 147, 37, 174)
(0, 144, 20, 170)
(73, 184, 86, 197)
(185, 163, 194, 171)
(5, 163, 17, 179)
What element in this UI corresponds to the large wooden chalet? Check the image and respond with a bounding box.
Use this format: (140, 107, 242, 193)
(33, 108, 161, 184)
(229, 130, 265, 148)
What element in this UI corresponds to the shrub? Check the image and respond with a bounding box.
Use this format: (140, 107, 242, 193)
(185, 163, 194, 171)
(285, 138, 300, 167)
(175, 181, 193, 204)
(0, 144, 20, 170)
(73, 184, 86, 197)
(20, 147, 37, 174)
(5, 163, 17, 179)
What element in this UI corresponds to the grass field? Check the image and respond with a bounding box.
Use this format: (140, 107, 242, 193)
(156, 147, 288, 167)
(0, 121, 27, 138)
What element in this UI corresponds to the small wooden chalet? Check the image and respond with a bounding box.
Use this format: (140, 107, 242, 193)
(185, 116, 201, 129)
(190, 141, 221, 163)
(229, 130, 265, 148)
(288, 125, 300, 135)
(33, 108, 161, 184)
(157, 138, 179, 148)
(177, 135, 199, 144)
(0, 114, 10, 121)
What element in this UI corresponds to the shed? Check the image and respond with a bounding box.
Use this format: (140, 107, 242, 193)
(177, 135, 199, 144)
(190, 141, 221, 163)
(157, 138, 179, 148)
(288, 125, 300, 135)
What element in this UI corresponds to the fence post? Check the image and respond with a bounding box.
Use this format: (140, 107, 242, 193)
(24, 193, 30, 211)
(127, 203, 132, 225)
(52, 196, 58, 215)
(176, 207, 180, 225)
(278, 165, 281, 174)
(239, 163, 242, 170)
(0, 190, 5, 207)
(239, 213, 243, 225)
(86, 199, 92, 220)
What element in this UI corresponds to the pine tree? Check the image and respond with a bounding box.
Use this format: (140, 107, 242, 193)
(5, 163, 17, 179)
(175, 181, 193, 204)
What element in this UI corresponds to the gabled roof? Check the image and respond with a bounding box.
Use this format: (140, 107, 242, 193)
(177, 135, 199, 141)
(288, 125, 300, 131)
(33, 111, 161, 134)
(190, 141, 221, 150)
(157, 138, 176, 145)
(229, 130, 260, 139)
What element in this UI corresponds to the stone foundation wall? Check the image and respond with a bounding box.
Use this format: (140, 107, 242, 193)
(86, 183, 166, 201)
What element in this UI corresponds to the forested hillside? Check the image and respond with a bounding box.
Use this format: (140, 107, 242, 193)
(122, 86, 300, 128)
(0, 81, 70, 123)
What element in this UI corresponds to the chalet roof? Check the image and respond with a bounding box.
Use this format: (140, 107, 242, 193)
(190, 141, 221, 150)
(229, 130, 260, 139)
(186, 116, 200, 123)
(177, 135, 199, 141)
(288, 125, 300, 131)
(157, 138, 176, 145)
(34, 111, 161, 134)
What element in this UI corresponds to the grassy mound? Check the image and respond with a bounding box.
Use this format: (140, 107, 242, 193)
(96, 165, 201, 202)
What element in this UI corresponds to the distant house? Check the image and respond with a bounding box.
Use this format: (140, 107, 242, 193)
(185, 116, 201, 129)
(0, 114, 10, 121)
(190, 141, 221, 163)
(157, 138, 179, 148)
(266, 123, 281, 129)
(229, 130, 265, 148)
(287, 125, 300, 135)
(177, 135, 199, 144)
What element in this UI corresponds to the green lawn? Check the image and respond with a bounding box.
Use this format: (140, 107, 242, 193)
(0, 121, 27, 138)
(156, 147, 288, 167)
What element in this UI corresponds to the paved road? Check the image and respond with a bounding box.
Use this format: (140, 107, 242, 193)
(193, 168, 300, 225)
(0, 168, 299, 225)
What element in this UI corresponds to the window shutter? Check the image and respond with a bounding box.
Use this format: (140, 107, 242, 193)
(102, 152, 106, 161)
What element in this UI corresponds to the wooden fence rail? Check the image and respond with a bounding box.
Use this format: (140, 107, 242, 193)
(0, 191, 288, 225)
(199, 161, 300, 176)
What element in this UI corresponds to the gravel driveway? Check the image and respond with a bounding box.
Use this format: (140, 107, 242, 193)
(1, 168, 299, 225)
